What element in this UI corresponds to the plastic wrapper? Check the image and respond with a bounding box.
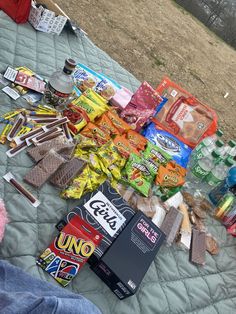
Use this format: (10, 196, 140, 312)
(50, 158, 87, 188)
(24, 150, 66, 188)
(152, 185, 182, 202)
(73, 63, 102, 92)
(120, 81, 162, 131)
(63, 104, 89, 134)
(143, 141, 171, 176)
(83, 88, 107, 106)
(80, 122, 110, 146)
(96, 113, 120, 136)
(126, 130, 147, 151)
(143, 123, 192, 168)
(110, 86, 133, 110)
(155, 161, 186, 187)
(124, 153, 153, 197)
(6, 141, 28, 157)
(0, 123, 12, 144)
(107, 110, 131, 134)
(113, 135, 140, 158)
(155, 77, 218, 148)
(7, 113, 26, 141)
(160, 207, 183, 246)
(3, 172, 40, 207)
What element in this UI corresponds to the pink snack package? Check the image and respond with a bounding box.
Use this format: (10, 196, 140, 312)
(120, 82, 162, 132)
(110, 86, 133, 110)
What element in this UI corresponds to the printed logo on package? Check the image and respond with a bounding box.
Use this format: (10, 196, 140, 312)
(84, 191, 126, 237)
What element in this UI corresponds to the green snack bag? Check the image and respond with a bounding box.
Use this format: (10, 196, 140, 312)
(143, 141, 171, 176)
(125, 153, 153, 197)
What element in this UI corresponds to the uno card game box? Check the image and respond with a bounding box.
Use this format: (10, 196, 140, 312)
(56, 181, 135, 266)
(91, 211, 165, 299)
(37, 215, 102, 287)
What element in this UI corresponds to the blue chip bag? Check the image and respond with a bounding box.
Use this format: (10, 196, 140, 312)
(143, 123, 192, 168)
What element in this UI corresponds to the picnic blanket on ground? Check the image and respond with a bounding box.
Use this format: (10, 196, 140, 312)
(0, 11, 236, 314)
(0, 260, 101, 314)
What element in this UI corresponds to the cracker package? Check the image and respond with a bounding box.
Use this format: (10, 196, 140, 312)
(37, 215, 102, 287)
(155, 77, 218, 148)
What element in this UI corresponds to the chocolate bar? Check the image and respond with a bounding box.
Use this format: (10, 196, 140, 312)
(42, 117, 69, 131)
(91, 211, 165, 299)
(6, 141, 28, 157)
(56, 181, 135, 266)
(50, 158, 86, 188)
(7, 113, 26, 141)
(24, 150, 65, 188)
(190, 228, 206, 265)
(160, 206, 183, 245)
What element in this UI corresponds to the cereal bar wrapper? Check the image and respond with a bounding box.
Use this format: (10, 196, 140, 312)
(37, 215, 102, 287)
(124, 153, 154, 197)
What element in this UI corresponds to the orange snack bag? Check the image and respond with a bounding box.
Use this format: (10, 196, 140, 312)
(155, 160, 186, 187)
(80, 122, 110, 146)
(113, 134, 140, 158)
(107, 110, 131, 134)
(154, 77, 218, 149)
(95, 113, 120, 136)
(126, 130, 147, 151)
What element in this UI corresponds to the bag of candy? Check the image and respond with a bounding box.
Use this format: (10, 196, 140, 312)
(154, 77, 218, 148)
(124, 153, 154, 197)
(120, 82, 163, 132)
(143, 123, 192, 168)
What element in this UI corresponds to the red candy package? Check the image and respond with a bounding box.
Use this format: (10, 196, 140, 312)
(37, 215, 102, 287)
(120, 82, 162, 132)
(154, 77, 218, 148)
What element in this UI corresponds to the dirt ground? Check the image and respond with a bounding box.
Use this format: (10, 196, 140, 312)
(56, 0, 236, 141)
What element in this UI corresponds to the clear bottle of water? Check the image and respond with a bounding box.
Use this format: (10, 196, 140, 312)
(43, 58, 76, 109)
(187, 150, 220, 184)
(205, 157, 234, 187)
(194, 129, 223, 153)
(224, 140, 236, 159)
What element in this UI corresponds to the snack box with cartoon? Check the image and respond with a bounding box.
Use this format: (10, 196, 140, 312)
(91, 211, 165, 299)
(56, 181, 135, 266)
(37, 215, 102, 287)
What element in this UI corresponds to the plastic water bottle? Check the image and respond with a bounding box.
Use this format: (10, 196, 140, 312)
(194, 129, 223, 153)
(209, 166, 236, 205)
(205, 157, 234, 187)
(187, 150, 220, 184)
(224, 140, 236, 159)
(44, 58, 76, 109)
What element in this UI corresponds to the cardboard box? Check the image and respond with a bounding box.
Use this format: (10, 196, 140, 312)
(56, 181, 135, 266)
(91, 211, 166, 299)
(28, 0, 69, 35)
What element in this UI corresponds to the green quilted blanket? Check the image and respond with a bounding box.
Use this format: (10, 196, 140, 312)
(1, 11, 236, 314)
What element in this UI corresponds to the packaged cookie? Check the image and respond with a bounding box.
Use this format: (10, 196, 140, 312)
(155, 77, 218, 148)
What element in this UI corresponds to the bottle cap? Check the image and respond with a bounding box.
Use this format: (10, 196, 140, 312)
(228, 140, 236, 148)
(216, 129, 224, 137)
(215, 139, 224, 148)
(63, 58, 76, 75)
(225, 157, 235, 167)
(212, 150, 220, 159)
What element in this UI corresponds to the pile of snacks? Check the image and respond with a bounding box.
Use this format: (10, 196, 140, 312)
(1, 62, 232, 300)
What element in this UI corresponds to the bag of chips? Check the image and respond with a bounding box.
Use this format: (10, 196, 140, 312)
(154, 77, 218, 148)
(155, 161, 186, 187)
(126, 130, 147, 151)
(107, 110, 131, 134)
(96, 113, 120, 136)
(80, 122, 110, 146)
(113, 134, 140, 158)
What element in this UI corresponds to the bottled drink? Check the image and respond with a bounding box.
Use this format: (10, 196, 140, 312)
(209, 166, 236, 205)
(44, 58, 76, 109)
(224, 140, 236, 159)
(205, 157, 234, 187)
(194, 129, 223, 153)
(187, 150, 220, 184)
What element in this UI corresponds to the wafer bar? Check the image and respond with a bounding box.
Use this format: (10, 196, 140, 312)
(3, 172, 40, 207)
(24, 150, 65, 188)
(190, 229, 206, 265)
(160, 206, 183, 245)
(50, 158, 86, 188)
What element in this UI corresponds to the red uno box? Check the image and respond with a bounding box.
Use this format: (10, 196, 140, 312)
(37, 215, 102, 287)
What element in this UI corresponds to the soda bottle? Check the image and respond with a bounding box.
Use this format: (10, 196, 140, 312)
(187, 150, 220, 184)
(209, 166, 236, 205)
(205, 157, 234, 187)
(44, 58, 77, 109)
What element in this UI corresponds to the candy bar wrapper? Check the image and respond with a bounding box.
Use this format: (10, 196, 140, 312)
(190, 229, 206, 265)
(50, 158, 87, 189)
(7, 113, 26, 141)
(37, 215, 102, 287)
(120, 81, 162, 131)
(160, 207, 183, 245)
(6, 141, 29, 157)
(24, 150, 65, 188)
(3, 172, 40, 207)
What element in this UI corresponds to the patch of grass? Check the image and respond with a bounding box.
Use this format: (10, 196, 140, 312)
(189, 69, 205, 84)
(150, 52, 165, 67)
